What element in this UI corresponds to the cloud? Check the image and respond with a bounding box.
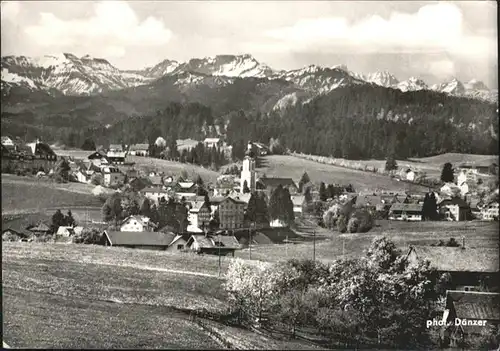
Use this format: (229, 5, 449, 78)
(1, 1, 21, 22)
(428, 60, 456, 78)
(24, 1, 172, 58)
(263, 2, 494, 59)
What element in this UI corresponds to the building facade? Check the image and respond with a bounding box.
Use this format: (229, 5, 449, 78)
(102, 166, 125, 187)
(218, 197, 246, 230)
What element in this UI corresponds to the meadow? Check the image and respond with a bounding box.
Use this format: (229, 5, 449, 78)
(257, 155, 429, 192)
(2, 243, 323, 349)
(292, 152, 498, 180)
(235, 220, 499, 263)
(1, 175, 102, 215)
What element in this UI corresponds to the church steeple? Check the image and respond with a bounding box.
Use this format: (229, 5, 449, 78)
(241, 142, 256, 192)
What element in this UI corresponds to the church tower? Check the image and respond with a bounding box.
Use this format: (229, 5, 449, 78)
(240, 143, 256, 192)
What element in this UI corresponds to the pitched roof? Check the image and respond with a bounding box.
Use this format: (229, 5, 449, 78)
(109, 144, 123, 151)
(28, 222, 51, 232)
(224, 196, 246, 205)
(389, 203, 423, 212)
(438, 197, 470, 208)
(406, 246, 499, 273)
(178, 182, 195, 189)
(104, 231, 173, 246)
(141, 187, 168, 194)
(121, 215, 155, 227)
(2, 227, 32, 238)
(148, 175, 163, 185)
(57, 226, 75, 235)
(88, 151, 107, 159)
(169, 234, 191, 245)
(233, 193, 251, 204)
(189, 234, 241, 249)
(129, 144, 149, 151)
(209, 196, 226, 204)
(257, 177, 297, 188)
(190, 201, 208, 212)
(446, 290, 500, 321)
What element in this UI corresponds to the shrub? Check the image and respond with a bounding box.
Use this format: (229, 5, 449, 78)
(73, 228, 103, 245)
(337, 215, 347, 233)
(347, 217, 359, 233)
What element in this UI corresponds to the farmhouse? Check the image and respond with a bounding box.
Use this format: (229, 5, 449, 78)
(291, 195, 305, 216)
(177, 181, 196, 194)
(101, 166, 125, 187)
(1, 136, 14, 146)
(388, 203, 423, 221)
(2, 227, 33, 242)
(203, 138, 222, 148)
(101, 230, 173, 250)
(405, 245, 499, 291)
(27, 222, 51, 235)
(56, 226, 84, 237)
(442, 291, 500, 348)
(140, 187, 169, 204)
(438, 197, 471, 221)
(481, 201, 499, 221)
(120, 215, 156, 232)
(165, 233, 191, 252)
(186, 234, 241, 256)
(128, 143, 149, 156)
(26, 139, 57, 161)
(106, 144, 127, 164)
(87, 151, 110, 166)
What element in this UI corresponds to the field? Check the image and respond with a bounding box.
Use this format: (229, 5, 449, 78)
(2, 243, 323, 349)
(293, 152, 498, 180)
(235, 220, 499, 263)
(54, 148, 220, 183)
(1, 175, 102, 215)
(258, 155, 429, 192)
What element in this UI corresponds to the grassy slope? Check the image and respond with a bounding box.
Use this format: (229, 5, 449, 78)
(236, 220, 499, 263)
(293, 153, 498, 179)
(1, 176, 102, 215)
(258, 155, 429, 192)
(2, 243, 322, 349)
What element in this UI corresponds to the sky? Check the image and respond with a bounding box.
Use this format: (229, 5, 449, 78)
(1, 0, 498, 87)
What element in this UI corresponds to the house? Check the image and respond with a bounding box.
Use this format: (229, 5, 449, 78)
(405, 245, 499, 291)
(388, 203, 423, 221)
(256, 177, 298, 196)
(203, 138, 222, 149)
(27, 222, 51, 235)
(120, 215, 156, 232)
(2, 227, 33, 242)
(186, 234, 241, 256)
(106, 144, 127, 164)
(101, 230, 173, 250)
(481, 201, 499, 221)
(56, 226, 84, 236)
(438, 197, 471, 221)
(458, 181, 470, 196)
(101, 166, 125, 187)
(253, 142, 269, 156)
(440, 183, 461, 198)
(406, 169, 417, 182)
(87, 151, 110, 166)
(128, 177, 150, 192)
(270, 219, 287, 228)
(75, 170, 92, 184)
(1, 136, 14, 146)
(291, 195, 305, 216)
(128, 143, 149, 156)
(140, 187, 170, 204)
(166, 234, 191, 252)
(177, 181, 196, 194)
(188, 201, 211, 230)
(442, 291, 500, 347)
(216, 197, 246, 230)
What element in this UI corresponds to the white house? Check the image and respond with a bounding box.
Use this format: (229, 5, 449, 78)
(101, 166, 125, 187)
(406, 170, 417, 182)
(291, 195, 305, 216)
(388, 203, 423, 221)
(203, 138, 221, 149)
(75, 170, 91, 184)
(1, 136, 14, 146)
(56, 226, 83, 237)
(120, 215, 156, 232)
(481, 202, 499, 221)
(140, 187, 170, 204)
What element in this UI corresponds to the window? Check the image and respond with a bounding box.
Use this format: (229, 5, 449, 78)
(177, 244, 184, 250)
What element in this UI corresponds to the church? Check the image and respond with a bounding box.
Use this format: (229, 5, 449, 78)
(240, 142, 298, 197)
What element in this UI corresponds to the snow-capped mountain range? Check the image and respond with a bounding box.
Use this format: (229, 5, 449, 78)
(1, 53, 497, 103)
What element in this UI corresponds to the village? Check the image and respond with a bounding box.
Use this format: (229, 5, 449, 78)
(2, 134, 499, 348)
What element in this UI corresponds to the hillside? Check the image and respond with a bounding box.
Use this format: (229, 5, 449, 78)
(256, 155, 429, 192)
(2, 243, 323, 349)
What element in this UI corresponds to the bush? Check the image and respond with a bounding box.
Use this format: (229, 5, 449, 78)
(73, 228, 103, 244)
(347, 217, 359, 233)
(337, 215, 347, 233)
